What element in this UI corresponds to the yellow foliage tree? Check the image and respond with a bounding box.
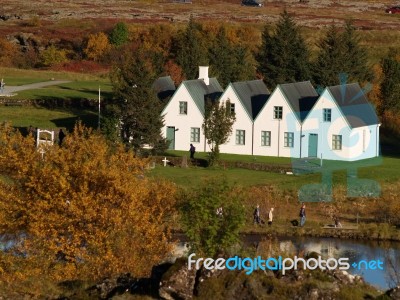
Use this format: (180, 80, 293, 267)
(84, 32, 110, 61)
(40, 45, 69, 67)
(0, 123, 176, 295)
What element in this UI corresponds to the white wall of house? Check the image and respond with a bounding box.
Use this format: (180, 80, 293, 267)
(218, 87, 254, 155)
(302, 89, 379, 161)
(161, 84, 205, 152)
(253, 87, 301, 158)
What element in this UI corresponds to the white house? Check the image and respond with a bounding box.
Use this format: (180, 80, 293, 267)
(161, 66, 223, 152)
(253, 81, 319, 158)
(219, 80, 270, 155)
(302, 83, 380, 161)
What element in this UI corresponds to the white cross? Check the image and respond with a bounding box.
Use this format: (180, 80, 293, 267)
(162, 157, 170, 167)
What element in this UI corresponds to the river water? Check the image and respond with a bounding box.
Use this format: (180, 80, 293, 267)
(257, 236, 400, 291)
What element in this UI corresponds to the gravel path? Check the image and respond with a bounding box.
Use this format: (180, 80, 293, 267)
(0, 80, 71, 96)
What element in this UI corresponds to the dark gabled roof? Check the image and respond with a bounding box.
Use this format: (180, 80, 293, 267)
(327, 83, 379, 128)
(231, 80, 270, 120)
(152, 76, 176, 101)
(279, 81, 319, 123)
(183, 78, 223, 114)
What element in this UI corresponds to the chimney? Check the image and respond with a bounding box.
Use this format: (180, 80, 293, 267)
(198, 66, 209, 85)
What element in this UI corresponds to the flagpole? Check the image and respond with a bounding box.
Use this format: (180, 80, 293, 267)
(98, 86, 101, 130)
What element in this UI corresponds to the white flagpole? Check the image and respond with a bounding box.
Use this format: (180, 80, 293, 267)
(98, 86, 101, 130)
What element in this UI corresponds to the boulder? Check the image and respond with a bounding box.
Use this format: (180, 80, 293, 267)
(386, 286, 400, 299)
(159, 258, 197, 300)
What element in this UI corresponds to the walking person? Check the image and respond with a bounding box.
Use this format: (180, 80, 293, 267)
(268, 207, 274, 226)
(253, 204, 261, 225)
(299, 203, 306, 227)
(189, 143, 196, 159)
(58, 128, 66, 146)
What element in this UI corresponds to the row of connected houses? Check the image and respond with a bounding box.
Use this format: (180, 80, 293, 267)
(155, 66, 380, 161)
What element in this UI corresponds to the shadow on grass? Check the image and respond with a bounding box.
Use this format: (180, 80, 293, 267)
(51, 114, 97, 131)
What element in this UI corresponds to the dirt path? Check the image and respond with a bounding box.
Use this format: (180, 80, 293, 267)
(0, 80, 71, 96)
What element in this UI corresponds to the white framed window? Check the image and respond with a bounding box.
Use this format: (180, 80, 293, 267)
(332, 134, 342, 150)
(323, 108, 332, 122)
(284, 132, 294, 147)
(261, 131, 271, 146)
(236, 130, 245, 145)
(190, 127, 200, 143)
(274, 106, 283, 119)
(230, 103, 235, 114)
(179, 101, 187, 114)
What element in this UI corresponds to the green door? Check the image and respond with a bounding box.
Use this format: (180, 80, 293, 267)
(166, 126, 175, 150)
(308, 134, 318, 157)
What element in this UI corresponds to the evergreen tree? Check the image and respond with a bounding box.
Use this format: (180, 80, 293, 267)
(209, 26, 236, 88)
(174, 17, 208, 80)
(341, 20, 373, 83)
(312, 25, 344, 87)
(231, 45, 256, 82)
(257, 10, 311, 88)
(380, 51, 400, 114)
(313, 21, 373, 87)
(108, 51, 167, 153)
(109, 22, 129, 47)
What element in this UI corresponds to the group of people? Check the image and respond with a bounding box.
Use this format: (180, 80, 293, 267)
(253, 203, 307, 227)
(253, 205, 274, 226)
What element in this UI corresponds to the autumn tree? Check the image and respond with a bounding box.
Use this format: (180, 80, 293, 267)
(39, 45, 69, 67)
(257, 10, 311, 88)
(84, 32, 110, 61)
(108, 49, 167, 153)
(109, 22, 129, 47)
(202, 99, 236, 165)
(180, 177, 245, 257)
(0, 123, 176, 296)
(0, 38, 19, 67)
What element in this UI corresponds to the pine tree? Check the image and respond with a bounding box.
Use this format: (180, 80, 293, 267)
(341, 20, 373, 83)
(313, 21, 373, 87)
(380, 51, 400, 114)
(174, 17, 208, 80)
(257, 10, 311, 88)
(109, 22, 129, 47)
(109, 51, 167, 153)
(312, 25, 344, 87)
(209, 26, 236, 88)
(231, 45, 256, 83)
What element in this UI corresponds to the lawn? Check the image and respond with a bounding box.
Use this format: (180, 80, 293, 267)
(0, 106, 98, 130)
(149, 155, 400, 191)
(15, 81, 113, 101)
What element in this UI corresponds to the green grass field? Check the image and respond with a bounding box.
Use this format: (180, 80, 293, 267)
(149, 155, 400, 191)
(0, 106, 98, 130)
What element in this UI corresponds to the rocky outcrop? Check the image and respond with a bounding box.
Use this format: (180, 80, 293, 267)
(159, 258, 197, 300)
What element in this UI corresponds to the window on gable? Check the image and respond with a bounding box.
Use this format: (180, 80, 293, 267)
(236, 130, 245, 145)
(261, 131, 271, 146)
(190, 127, 200, 143)
(323, 108, 332, 122)
(332, 134, 342, 150)
(179, 101, 187, 114)
(284, 132, 294, 147)
(230, 103, 235, 114)
(274, 106, 283, 119)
